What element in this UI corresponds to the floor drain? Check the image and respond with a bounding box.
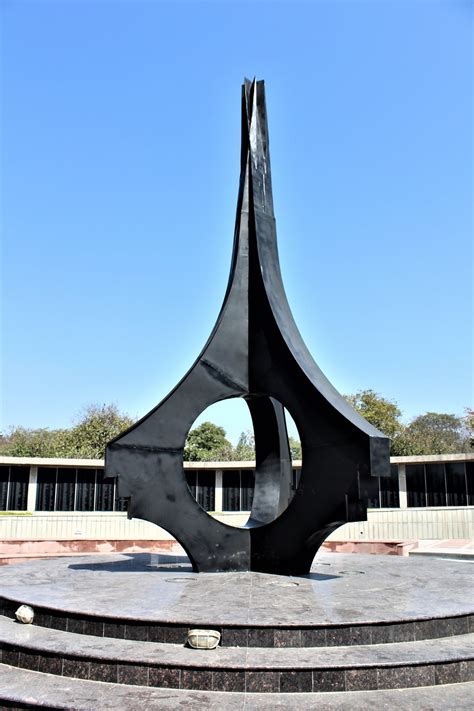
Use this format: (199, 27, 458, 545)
(338, 570, 365, 575)
(165, 578, 197, 583)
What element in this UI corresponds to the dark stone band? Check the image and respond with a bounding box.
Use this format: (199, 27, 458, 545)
(1, 597, 472, 647)
(2, 644, 473, 693)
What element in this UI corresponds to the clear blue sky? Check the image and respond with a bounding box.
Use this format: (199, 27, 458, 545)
(1, 0, 472, 444)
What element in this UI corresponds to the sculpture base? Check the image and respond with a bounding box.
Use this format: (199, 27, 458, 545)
(0, 553, 473, 707)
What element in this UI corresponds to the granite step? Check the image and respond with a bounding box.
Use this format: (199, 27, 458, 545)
(2, 553, 473, 651)
(1, 596, 472, 647)
(1, 615, 473, 693)
(1, 664, 474, 710)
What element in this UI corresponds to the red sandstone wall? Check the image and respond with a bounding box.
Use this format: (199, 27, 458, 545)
(0, 539, 417, 565)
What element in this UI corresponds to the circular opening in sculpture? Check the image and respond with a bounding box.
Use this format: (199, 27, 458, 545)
(183, 398, 302, 528)
(184, 399, 255, 521)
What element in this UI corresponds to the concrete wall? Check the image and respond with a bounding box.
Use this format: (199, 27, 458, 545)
(0, 513, 174, 542)
(326, 507, 474, 541)
(1, 507, 473, 543)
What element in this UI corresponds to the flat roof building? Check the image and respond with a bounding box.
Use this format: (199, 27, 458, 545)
(1, 454, 473, 562)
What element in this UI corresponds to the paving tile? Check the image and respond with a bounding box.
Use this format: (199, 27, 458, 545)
(345, 668, 378, 691)
(430, 618, 456, 639)
(32, 610, 52, 628)
(377, 664, 435, 689)
(450, 617, 469, 636)
(222, 627, 248, 647)
(326, 627, 352, 646)
(66, 616, 84, 634)
(1, 601, 16, 619)
(148, 625, 166, 643)
(371, 624, 393, 644)
(212, 669, 245, 691)
(274, 629, 301, 648)
(181, 669, 213, 690)
(125, 623, 148, 641)
(1, 646, 20, 667)
(246, 670, 279, 692)
(414, 619, 436, 641)
(118, 664, 149, 686)
(435, 662, 462, 685)
(301, 628, 326, 646)
(312, 670, 345, 692)
(165, 626, 188, 644)
(279, 670, 312, 692)
(104, 621, 125, 639)
(460, 660, 474, 681)
(89, 661, 118, 683)
(149, 666, 180, 688)
(62, 658, 90, 679)
(349, 625, 372, 645)
(38, 652, 62, 675)
(390, 622, 415, 643)
(83, 618, 104, 636)
(248, 628, 274, 647)
(49, 615, 67, 631)
(18, 650, 39, 671)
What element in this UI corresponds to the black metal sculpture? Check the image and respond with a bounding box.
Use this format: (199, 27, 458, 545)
(106, 79, 390, 575)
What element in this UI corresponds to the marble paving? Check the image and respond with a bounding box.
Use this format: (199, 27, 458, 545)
(0, 552, 472, 626)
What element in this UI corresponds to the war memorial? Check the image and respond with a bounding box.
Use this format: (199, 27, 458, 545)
(0, 80, 472, 709)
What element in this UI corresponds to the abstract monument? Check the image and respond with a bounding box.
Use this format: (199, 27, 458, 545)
(105, 79, 390, 574)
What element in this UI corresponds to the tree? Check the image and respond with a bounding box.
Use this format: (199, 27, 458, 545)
(464, 409, 474, 449)
(397, 412, 472, 456)
(234, 430, 255, 460)
(344, 389, 409, 455)
(67, 404, 133, 458)
(226, 429, 301, 461)
(184, 421, 233, 461)
(289, 436, 302, 460)
(345, 390, 404, 439)
(0, 404, 133, 459)
(0, 427, 70, 458)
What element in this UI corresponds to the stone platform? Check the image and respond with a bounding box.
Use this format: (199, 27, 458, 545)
(0, 552, 473, 708)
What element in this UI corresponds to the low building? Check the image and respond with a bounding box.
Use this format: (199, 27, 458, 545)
(1, 454, 473, 562)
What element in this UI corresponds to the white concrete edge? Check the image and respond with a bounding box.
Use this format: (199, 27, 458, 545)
(1, 452, 473, 468)
(390, 453, 474, 463)
(0, 456, 264, 468)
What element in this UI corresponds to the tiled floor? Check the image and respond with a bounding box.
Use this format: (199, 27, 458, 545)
(0, 552, 472, 627)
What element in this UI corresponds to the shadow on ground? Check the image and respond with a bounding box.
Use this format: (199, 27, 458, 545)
(69, 553, 193, 573)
